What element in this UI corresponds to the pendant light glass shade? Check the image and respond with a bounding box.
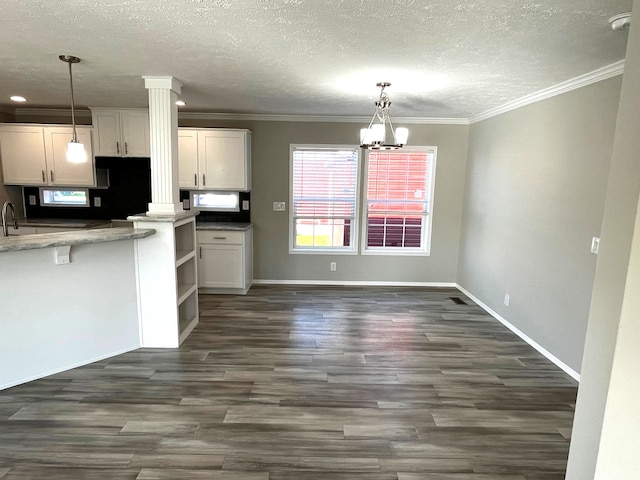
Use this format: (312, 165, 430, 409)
(67, 141, 87, 163)
(59, 55, 87, 163)
(360, 82, 409, 150)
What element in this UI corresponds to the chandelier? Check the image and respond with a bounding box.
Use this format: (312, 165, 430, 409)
(360, 82, 408, 150)
(59, 55, 87, 163)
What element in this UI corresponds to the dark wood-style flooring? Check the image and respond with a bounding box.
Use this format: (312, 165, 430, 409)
(0, 286, 578, 479)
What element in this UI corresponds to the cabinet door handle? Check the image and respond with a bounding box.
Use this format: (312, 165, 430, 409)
(125, 142, 128, 155)
(194, 173, 197, 186)
(199, 247, 202, 258)
(202, 174, 206, 186)
(213, 236, 226, 240)
(50, 170, 54, 182)
(41, 170, 45, 182)
(116, 141, 120, 154)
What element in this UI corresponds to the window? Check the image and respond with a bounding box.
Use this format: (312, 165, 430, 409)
(192, 191, 239, 212)
(290, 146, 360, 253)
(40, 188, 89, 207)
(363, 148, 436, 254)
(289, 145, 436, 255)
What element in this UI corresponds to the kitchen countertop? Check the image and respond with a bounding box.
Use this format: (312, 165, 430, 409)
(196, 222, 253, 231)
(16, 218, 112, 229)
(127, 210, 198, 223)
(0, 228, 156, 253)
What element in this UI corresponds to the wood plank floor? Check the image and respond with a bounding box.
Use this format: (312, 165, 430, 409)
(0, 286, 577, 479)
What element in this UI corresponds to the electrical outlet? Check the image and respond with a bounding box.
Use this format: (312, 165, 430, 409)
(273, 201, 286, 212)
(94, 197, 101, 207)
(330, 262, 337, 271)
(242, 200, 250, 210)
(504, 294, 510, 307)
(183, 198, 190, 209)
(29, 195, 36, 205)
(591, 237, 600, 254)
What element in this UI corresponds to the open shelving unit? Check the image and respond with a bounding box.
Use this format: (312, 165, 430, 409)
(175, 219, 198, 342)
(132, 211, 199, 348)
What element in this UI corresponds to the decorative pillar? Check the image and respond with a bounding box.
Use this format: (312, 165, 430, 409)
(143, 76, 183, 215)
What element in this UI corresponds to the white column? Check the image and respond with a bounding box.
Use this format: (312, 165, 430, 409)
(143, 76, 183, 215)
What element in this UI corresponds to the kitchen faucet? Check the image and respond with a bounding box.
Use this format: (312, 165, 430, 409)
(1, 201, 18, 237)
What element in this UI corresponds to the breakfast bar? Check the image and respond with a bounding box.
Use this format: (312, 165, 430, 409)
(0, 227, 155, 389)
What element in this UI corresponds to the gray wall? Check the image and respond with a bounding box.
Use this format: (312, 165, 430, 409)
(457, 76, 622, 373)
(567, 3, 640, 476)
(181, 118, 470, 283)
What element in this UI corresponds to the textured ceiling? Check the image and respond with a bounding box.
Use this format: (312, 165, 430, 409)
(0, 0, 633, 119)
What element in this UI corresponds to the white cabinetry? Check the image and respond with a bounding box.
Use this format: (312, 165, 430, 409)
(132, 214, 199, 347)
(0, 124, 94, 186)
(90, 108, 150, 157)
(197, 228, 253, 294)
(178, 128, 251, 191)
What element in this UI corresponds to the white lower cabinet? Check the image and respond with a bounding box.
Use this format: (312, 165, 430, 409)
(197, 228, 253, 294)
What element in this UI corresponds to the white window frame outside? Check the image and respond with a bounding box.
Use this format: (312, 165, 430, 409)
(360, 146, 437, 256)
(289, 144, 361, 255)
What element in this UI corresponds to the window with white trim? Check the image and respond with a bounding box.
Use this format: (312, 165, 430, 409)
(290, 146, 360, 253)
(289, 145, 436, 255)
(362, 148, 436, 254)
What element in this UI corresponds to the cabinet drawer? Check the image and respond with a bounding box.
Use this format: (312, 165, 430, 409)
(197, 230, 244, 245)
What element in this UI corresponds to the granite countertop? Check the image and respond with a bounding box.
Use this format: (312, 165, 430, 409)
(17, 218, 113, 229)
(127, 210, 199, 223)
(196, 222, 253, 231)
(0, 228, 156, 253)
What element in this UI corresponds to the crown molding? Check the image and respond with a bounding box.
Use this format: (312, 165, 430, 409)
(9, 61, 625, 127)
(469, 60, 625, 124)
(14, 108, 92, 118)
(177, 111, 469, 125)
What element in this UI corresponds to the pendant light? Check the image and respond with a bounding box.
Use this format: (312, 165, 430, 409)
(59, 55, 87, 163)
(360, 82, 409, 150)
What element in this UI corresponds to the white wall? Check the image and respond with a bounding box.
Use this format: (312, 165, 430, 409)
(0, 240, 141, 389)
(567, 3, 640, 477)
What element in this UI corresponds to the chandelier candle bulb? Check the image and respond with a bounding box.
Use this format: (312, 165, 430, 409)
(395, 127, 409, 145)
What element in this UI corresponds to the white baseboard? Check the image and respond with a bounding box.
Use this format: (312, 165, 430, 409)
(253, 279, 458, 287)
(456, 284, 580, 382)
(0, 345, 141, 391)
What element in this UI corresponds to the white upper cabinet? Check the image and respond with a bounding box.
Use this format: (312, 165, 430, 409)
(178, 130, 199, 189)
(90, 108, 150, 157)
(45, 127, 95, 186)
(0, 125, 47, 185)
(178, 128, 251, 191)
(0, 124, 95, 186)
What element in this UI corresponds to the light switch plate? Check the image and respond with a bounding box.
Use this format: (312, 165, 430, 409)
(29, 195, 36, 205)
(273, 201, 286, 212)
(94, 197, 101, 207)
(242, 200, 250, 210)
(591, 237, 600, 254)
(183, 198, 190, 209)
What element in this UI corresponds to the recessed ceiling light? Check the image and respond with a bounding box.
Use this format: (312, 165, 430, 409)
(609, 12, 631, 31)
(10, 95, 27, 102)
(176, 100, 186, 106)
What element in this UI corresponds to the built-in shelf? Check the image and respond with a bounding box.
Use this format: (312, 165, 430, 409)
(178, 289, 198, 341)
(176, 249, 195, 267)
(133, 212, 199, 347)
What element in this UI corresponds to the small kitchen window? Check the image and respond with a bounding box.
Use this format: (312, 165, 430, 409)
(40, 188, 89, 207)
(192, 191, 240, 212)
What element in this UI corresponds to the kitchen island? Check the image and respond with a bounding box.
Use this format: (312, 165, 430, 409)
(0, 227, 155, 389)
